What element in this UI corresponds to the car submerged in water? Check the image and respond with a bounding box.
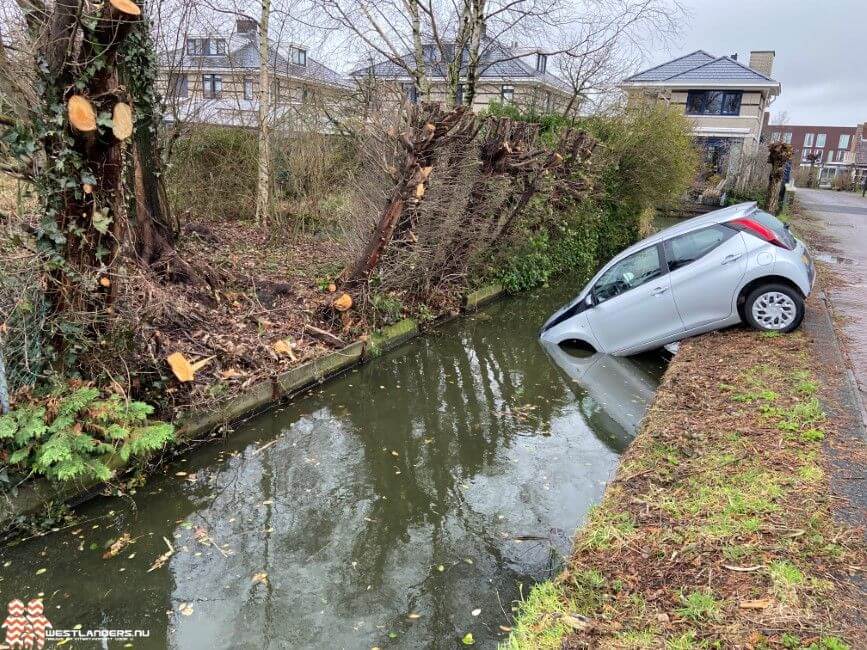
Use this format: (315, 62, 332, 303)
(540, 202, 815, 356)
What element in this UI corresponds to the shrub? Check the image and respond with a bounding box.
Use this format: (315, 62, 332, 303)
(166, 125, 355, 230)
(0, 384, 174, 482)
(166, 125, 259, 221)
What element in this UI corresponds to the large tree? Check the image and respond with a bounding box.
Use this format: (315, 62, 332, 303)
(0, 0, 177, 346)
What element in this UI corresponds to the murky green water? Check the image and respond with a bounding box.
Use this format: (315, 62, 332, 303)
(0, 284, 666, 649)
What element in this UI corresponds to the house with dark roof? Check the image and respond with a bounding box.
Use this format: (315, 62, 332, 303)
(621, 50, 781, 175)
(159, 19, 350, 129)
(350, 41, 572, 113)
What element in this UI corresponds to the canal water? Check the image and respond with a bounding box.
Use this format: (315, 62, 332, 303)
(0, 283, 666, 649)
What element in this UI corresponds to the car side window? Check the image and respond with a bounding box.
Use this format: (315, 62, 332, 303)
(664, 226, 734, 272)
(592, 246, 662, 303)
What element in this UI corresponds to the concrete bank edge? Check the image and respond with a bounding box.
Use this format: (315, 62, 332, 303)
(0, 285, 508, 532)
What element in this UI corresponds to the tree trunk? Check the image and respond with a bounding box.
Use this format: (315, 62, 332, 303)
(463, 0, 486, 106)
(408, 0, 429, 100)
(256, 0, 272, 227)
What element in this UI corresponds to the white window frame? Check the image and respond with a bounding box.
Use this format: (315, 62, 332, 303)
(244, 78, 254, 100)
(501, 84, 515, 103)
(202, 74, 222, 99)
(783, 132, 792, 144)
(804, 133, 814, 147)
(839, 134, 851, 149)
(815, 133, 826, 148)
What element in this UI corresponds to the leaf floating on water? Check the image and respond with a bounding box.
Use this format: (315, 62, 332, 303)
(102, 533, 132, 559)
(498, 625, 512, 632)
(388, 632, 398, 639)
(461, 632, 475, 645)
(463, 558, 474, 565)
(471, 608, 481, 617)
(147, 537, 175, 572)
(437, 565, 445, 572)
(407, 612, 421, 620)
(178, 602, 194, 616)
(35, 568, 47, 575)
(252, 572, 269, 586)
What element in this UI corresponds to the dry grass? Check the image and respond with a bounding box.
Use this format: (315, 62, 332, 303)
(505, 323, 865, 648)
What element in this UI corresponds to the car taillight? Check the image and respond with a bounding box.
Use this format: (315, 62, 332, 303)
(728, 217, 792, 249)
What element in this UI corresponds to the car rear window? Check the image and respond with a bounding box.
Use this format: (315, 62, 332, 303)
(752, 211, 797, 249)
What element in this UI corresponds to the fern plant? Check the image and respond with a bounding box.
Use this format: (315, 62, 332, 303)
(0, 384, 174, 482)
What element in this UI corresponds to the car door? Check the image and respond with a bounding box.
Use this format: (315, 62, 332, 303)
(585, 244, 683, 353)
(663, 225, 748, 330)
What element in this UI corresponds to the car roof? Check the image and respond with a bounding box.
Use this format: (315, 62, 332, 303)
(613, 202, 759, 262)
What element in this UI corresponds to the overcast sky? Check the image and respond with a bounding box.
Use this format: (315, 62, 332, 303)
(644, 0, 865, 126)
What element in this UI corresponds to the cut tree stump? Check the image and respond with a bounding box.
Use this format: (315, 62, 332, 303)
(68, 95, 97, 132)
(109, 0, 142, 15)
(112, 102, 133, 140)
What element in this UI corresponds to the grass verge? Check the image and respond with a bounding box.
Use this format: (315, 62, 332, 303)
(505, 324, 864, 648)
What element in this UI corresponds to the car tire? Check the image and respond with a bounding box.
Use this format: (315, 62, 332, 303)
(744, 283, 805, 333)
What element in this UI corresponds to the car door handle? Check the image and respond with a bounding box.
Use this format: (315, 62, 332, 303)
(651, 286, 668, 296)
(721, 253, 743, 265)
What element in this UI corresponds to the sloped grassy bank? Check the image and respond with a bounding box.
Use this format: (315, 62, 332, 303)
(506, 301, 865, 648)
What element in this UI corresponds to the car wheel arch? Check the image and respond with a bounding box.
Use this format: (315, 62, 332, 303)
(736, 275, 805, 320)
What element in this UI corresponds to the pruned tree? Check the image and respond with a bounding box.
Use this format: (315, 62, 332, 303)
(0, 0, 179, 356)
(765, 141, 792, 214)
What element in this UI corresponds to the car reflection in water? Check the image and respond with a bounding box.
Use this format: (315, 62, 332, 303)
(540, 340, 670, 451)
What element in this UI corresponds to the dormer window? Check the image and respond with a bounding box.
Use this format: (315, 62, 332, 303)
(186, 37, 226, 56)
(536, 53, 547, 73)
(290, 47, 307, 67)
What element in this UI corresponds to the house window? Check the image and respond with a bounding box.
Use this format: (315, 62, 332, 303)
(455, 83, 464, 106)
(536, 53, 547, 73)
(202, 74, 222, 99)
(290, 47, 307, 66)
(783, 132, 792, 144)
(827, 150, 834, 162)
(168, 74, 187, 98)
(501, 84, 515, 103)
(402, 83, 418, 104)
(187, 38, 226, 56)
(685, 90, 742, 116)
(804, 133, 814, 147)
(816, 133, 826, 148)
(839, 134, 851, 149)
(244, 78, 254, 100)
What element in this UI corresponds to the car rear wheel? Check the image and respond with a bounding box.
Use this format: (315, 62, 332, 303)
(744, 283, 804, 333)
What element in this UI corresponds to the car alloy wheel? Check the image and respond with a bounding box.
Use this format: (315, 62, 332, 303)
(751, 291, 797, 330)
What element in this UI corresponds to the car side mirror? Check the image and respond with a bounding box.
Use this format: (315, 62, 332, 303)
(584, 294, 595, 308)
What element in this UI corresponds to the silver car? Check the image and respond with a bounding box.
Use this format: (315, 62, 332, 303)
(541, 202, 815, 356)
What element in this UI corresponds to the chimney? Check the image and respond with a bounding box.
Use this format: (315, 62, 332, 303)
(749, 50, 775, 77)
(236, 18, 257, 36)
(730, 53, 738, 61)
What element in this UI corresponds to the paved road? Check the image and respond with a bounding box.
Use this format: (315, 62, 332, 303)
(797, 188, 867, 427)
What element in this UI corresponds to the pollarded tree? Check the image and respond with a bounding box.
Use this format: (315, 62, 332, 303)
(0, 0, 178, 352)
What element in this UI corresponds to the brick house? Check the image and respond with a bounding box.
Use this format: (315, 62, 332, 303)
(158, 19, 349, 129)
(620, 50, 780, 177)
(350, 41, 572, 113)
(763, 121, 867, 187)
